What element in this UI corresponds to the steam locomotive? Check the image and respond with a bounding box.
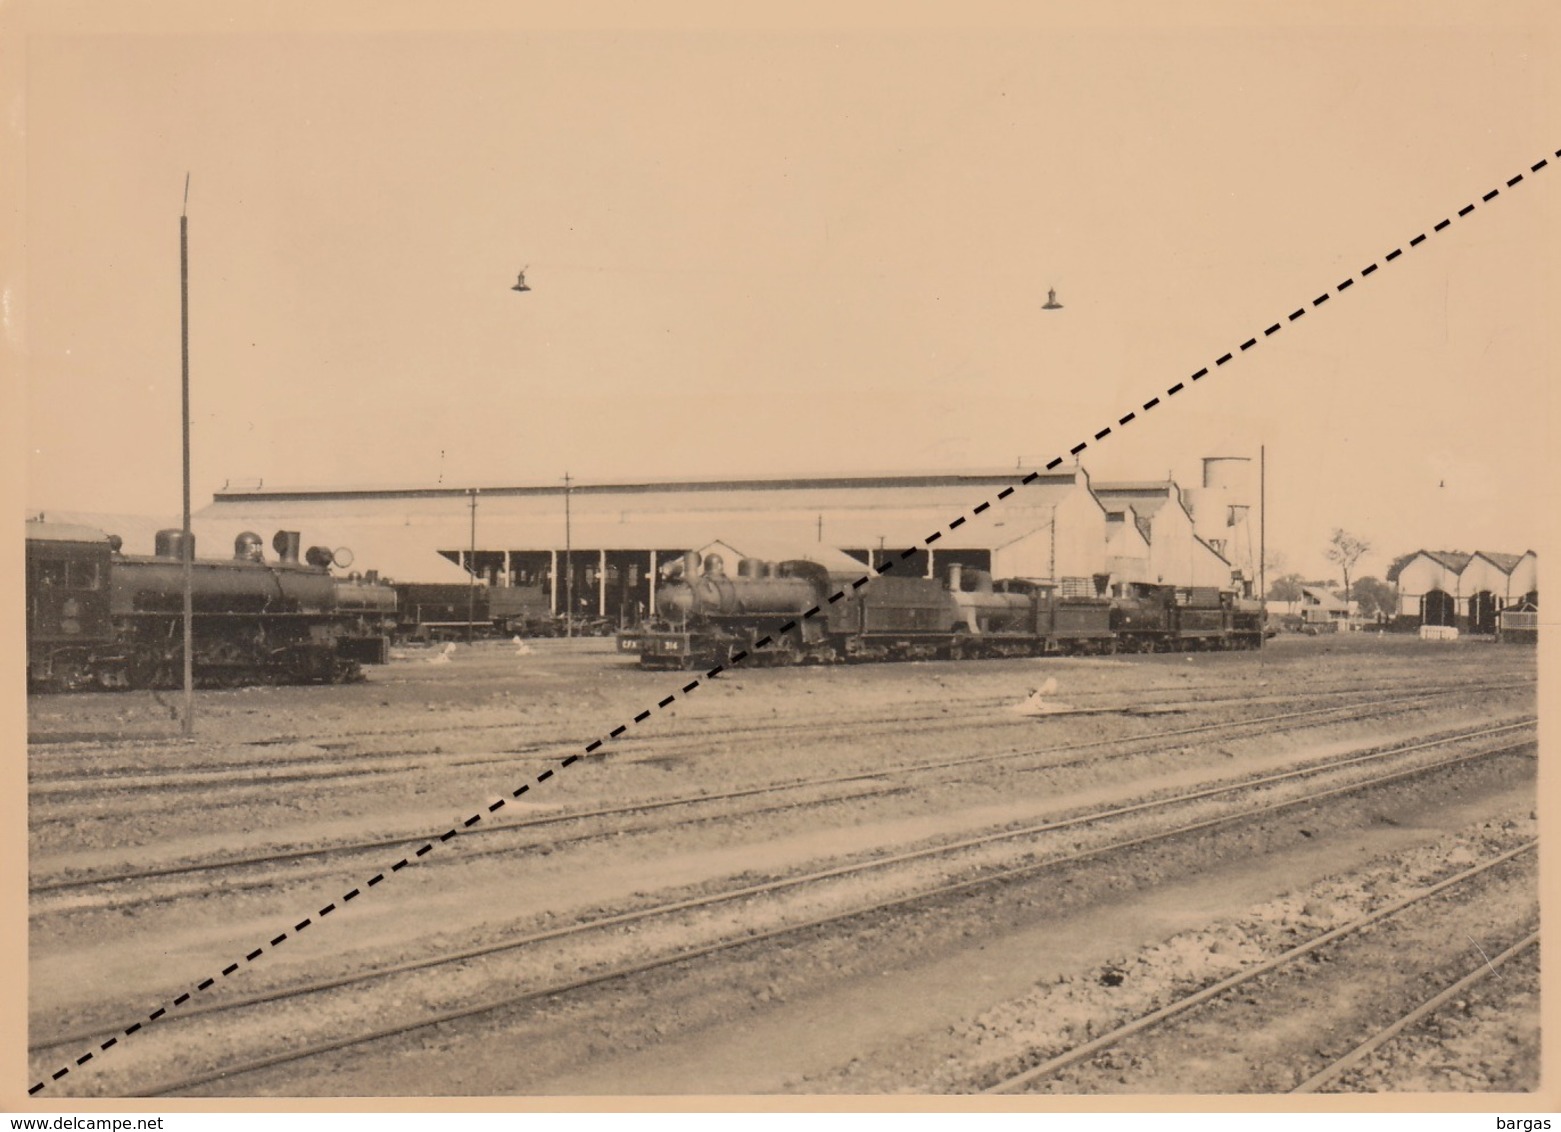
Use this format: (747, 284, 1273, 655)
(389, 580, 564, 641)
(25, 521, 394, 691)
(622, 552, 1265, 669)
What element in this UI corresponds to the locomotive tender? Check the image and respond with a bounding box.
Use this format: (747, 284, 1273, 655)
(624, 552, 1264, 669)
(25, 521, 393, 691)
(389, 580, 563, 642)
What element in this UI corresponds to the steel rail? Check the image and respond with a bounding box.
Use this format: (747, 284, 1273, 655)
(129, 740, 1532, 1097)
(36, 721, 1535, 1058)
(28, 675, 1534, 775)
(1290, 929, 1540, 1094)
(982, 842, 1539, 1094)
(30, 694, 1524, 896)
(34, 728, 1530, 1090)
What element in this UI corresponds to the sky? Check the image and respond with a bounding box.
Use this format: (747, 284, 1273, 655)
(9, 3, 1558, 581)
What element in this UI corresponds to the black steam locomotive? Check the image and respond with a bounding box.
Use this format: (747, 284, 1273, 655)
(25, 521, 394, 692)
(389, 580, 563, 642)
(622, 552, 1264, 669)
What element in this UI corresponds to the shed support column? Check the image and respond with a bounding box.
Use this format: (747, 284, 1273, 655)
(502, 550, 511, 587)
(549, 549, 558, 614)
(598, 550, 608, 617)
(926, 548, 934, 579)
(648, 550, 658, 615)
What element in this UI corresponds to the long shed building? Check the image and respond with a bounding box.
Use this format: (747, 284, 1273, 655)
(193, 468, 1120, 624)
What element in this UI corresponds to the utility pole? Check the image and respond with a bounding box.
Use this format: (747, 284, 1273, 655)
(466, 487, 479, 645)
(1259, 445, 1267, 605)
(180, 175, 194, 738)
(563, 472, 574, 638)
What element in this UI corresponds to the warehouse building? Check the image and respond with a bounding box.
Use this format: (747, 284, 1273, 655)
(190, 467, 1120, 623)
(34, 459, 1250, 626)
(1388, 549, 1538, 633)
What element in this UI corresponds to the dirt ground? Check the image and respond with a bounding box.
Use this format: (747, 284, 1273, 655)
(26, 632, 1540, 1097)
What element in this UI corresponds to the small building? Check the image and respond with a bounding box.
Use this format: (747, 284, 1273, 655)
(1298, 586, 1354, 632)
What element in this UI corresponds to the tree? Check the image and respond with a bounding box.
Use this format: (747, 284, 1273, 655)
(1351, 576, 1396, 622)
(1324, 529, 1371, 606)
(1267, 573, 1305, 605)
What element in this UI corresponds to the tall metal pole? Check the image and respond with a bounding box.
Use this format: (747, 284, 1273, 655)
(1259, 445, 1267, 604)
(563, 472, 573, 638)
(466, 487, 479, 645)
(180, 175, 194, 738)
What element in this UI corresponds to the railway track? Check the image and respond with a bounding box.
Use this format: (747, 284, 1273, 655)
(28, 676, 1534, 792)
(1291, 930, 1540, 1094)
(29, 719, 1534, 1095)
(981, 841, 1538, 1094)
(28, 692, 1524, 902)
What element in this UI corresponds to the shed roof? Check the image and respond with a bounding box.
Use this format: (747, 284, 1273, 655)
(1092, 482, 1179, 532)
(1300, 586, 1348, 611)
(1386, 550, 1472, 581)
(195, 472, 1091, 564)
(1472, 550, 1526, 573)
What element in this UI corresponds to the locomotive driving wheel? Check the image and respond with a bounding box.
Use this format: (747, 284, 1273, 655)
(204, 641, 249, 687)
(126, 645, 167, 690)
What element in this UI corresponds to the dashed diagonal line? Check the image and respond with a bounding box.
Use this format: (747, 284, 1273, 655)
(28, 146, 1556, 1096)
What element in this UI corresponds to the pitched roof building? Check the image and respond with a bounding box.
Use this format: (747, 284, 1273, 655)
(1388, 548, 1538, 632)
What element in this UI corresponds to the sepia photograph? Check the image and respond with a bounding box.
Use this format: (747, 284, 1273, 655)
(3, 0, 1555, 1113)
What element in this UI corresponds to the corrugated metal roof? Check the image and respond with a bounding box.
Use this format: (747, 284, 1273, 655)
(211, 467, 1084, 502)
(195, 477, 1087, 567)
(1093, 480, 1176, 493)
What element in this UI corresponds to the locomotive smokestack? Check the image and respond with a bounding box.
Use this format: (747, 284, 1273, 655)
(272, 530, 301, 564)
(946, 563, 964, 592)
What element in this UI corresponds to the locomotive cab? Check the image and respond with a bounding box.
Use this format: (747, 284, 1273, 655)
(25, 522, 116, 689)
